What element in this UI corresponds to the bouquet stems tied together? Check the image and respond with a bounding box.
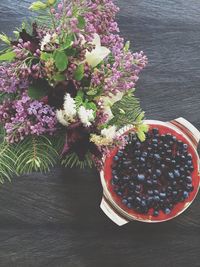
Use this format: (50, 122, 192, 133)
(0, 0, 148, 181)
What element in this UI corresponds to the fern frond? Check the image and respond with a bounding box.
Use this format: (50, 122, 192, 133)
(0, 141, 17, 183)
(61, 152, 94, 169)
(109, 92, 143, 128)
(15, 135, 59, 174)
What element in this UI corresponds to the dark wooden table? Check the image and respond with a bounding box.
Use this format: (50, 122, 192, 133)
(0, 1, 200, 266)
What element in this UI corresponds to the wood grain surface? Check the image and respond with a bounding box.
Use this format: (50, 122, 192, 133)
(0, 0, 200, 266)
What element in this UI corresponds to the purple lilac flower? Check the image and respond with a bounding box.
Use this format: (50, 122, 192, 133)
(0, 92, 58, 143)
(0, 64, 28, 93)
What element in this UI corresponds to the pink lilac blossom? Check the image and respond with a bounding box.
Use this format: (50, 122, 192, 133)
(0, 93, 57, 143)
(0, 64, 28, 93)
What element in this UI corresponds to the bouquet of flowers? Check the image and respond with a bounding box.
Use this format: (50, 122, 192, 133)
(0, 0, 148, 182)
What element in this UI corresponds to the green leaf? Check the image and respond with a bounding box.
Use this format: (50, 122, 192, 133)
(0, 51, 16, 62)
(136, 123, 149, 142)
(65, 48, 76, 56)
(85, 102, 97, 112)
(29, 1, 47, 11)
(16, 136, 59, 174)
(74, 64, 84, 81)
(28, 84, 48, 100)
(40, 52, 53, 61)
(61, 152, 93, 169)
(75, 91, 84, 108)
(86, 88, 98, 96)
(0, 33, 11, 45)
(77, 16, 86, 29)
(137, 131, 146, 142)
(109, 93, 143, 128)
(53, 50, 68, 72)
(53, 73, 65, 82)
(136, 111, 145, 122)
(61, 35, 73, 50)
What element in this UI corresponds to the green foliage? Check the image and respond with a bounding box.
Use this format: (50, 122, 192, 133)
(0, 33, 11, 45)
(0, 50, 16, 62)
(61, 152, 93, 169)
(109, 92, 143, 128)
(0, 141, 17, 183)
(15, 136, 59, 174)
(74, 64, 84, 81)
(28, 84, 48, 100)
(136, 123, 149, 142)
(29, 1, 48, 11)
(40, 52, 53, 61)
(53, 50, 68, 72)
(77, 16, 86, 29)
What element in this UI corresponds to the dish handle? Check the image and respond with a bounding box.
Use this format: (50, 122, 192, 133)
(100, 196, 129, 226)
(171, 117, 200, 148)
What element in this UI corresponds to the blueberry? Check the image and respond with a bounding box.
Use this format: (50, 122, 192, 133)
(168, 172, 175, 180)
(127, 203, 133, 209)
(166, 157, 171, 163)
(156, 169, 162, 177)
(141, 200, 147, 207)
(148, 190, 154, 196)
(186, 184, 194, 192)
(174, 169, 180, 178)
(187, 160, 192, 166)
(183, 144, 188, 150)
(137, 174, 145, 182)
(172, 136, 177, 142)
(189, 165, 194, 172)
(127, 196, 133, 202)
(171, 160, 176, 165)
(186, 176, 192, 183)
(117, 150, 123, 157)
(147, 162, 152, 168)
(154, 190, 159, 195)
(154, 154, 161, 161)
(117, 190, 123, 196)
(154, 195, 160, 202)
(128, 181, 135, 190)
(172, 191, 178, 197)
(134, 150, 140, 157)
(153, 210, 159, 216)
(164, 208, 171, 214)
(122, 198, 128, 205)
(166, 133, 172, 139)
(161, 164, 166, 169)
(123, 176, 130, 182)
(142, 152, 148, 157)
(187, 154, 192, 160)
(152, 138, 158, 144)
(153, 174, 157, 180)
(140, 157, 146, 163)
(152, 128, 159, 135)
(177, 140, 183, 146)
(135, 185, 141, 191)
(114, 155, 119, 161)
(135, 142, 141, 149)
(112, 175, 119, 184)
(183, 191, 189, 199)
(136, 197, 141, 203)
(147, 180, 153, 186)
(160, 192, 167, 199)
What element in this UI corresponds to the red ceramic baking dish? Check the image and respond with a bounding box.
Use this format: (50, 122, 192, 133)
(100, 117, 200, 225)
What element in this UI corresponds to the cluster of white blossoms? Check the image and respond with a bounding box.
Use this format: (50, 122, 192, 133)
(56, 93, 94, 127)
(90, 125, 117, 146)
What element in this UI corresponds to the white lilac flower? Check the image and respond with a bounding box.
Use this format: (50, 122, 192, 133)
(84, 33, 110, 67)
(63, 93, 77, 120)
(101, 125, 117, 141)
(78, 106, 94, 127)
(56, 109, 68, 126)
(40, 33, 52, 51)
